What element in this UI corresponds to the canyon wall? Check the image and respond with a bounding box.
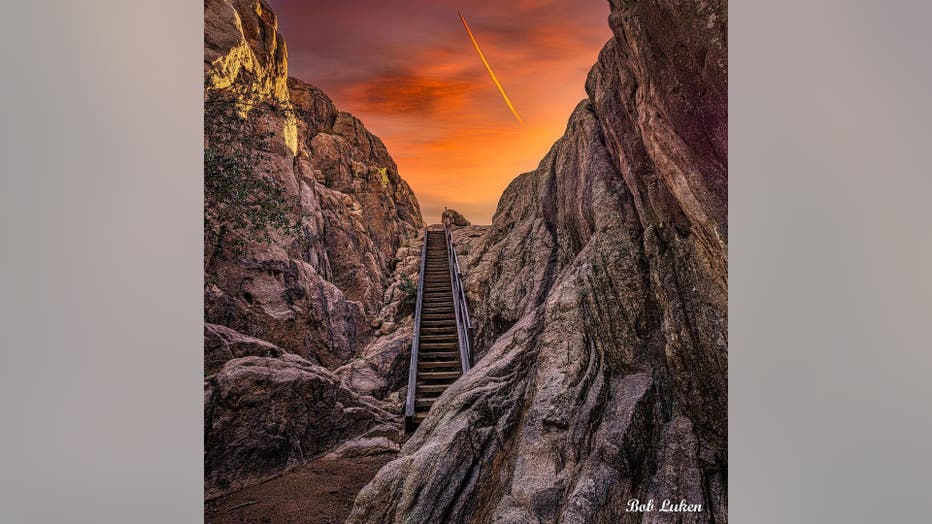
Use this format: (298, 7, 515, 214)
(349, 1, 727, 522)
(203, 0, 423, 497)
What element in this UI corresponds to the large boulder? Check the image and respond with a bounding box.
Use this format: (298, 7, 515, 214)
(204, 322, 288, 375)
(441, 208, 471, 227)
(204, 354, 402, 498)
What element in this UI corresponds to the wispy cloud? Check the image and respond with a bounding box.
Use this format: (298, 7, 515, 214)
(268, 0, 611, 223)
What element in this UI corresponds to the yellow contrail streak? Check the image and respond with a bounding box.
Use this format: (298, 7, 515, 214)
(458, 11, 525, 127)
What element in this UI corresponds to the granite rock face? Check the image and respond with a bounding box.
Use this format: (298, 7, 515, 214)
(203, 0, 422, 496)
(349, 1, 727, 522)
(204, 0, 422, 369)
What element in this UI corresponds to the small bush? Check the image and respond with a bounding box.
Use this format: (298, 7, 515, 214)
(397, 274, 418, 318)
(204, 91, 303, 272)
(398, 274, 417, 305)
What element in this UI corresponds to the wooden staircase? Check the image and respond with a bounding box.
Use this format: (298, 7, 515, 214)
(405, 225, 474, 431)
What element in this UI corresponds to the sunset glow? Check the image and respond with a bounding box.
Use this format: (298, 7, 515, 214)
(268, 0, 612, 223)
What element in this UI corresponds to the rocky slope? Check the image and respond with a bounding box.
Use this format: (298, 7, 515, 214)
(349, 1, 727, 523)
(203, 0, 423, 497)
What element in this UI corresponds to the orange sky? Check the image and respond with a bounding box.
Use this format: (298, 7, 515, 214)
(268, 0, 612, 224)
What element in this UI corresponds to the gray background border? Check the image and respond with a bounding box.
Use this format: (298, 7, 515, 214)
(2, 1, 931, 522)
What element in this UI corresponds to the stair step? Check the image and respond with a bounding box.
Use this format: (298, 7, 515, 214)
(418, 371, 461, 381)
(415, 398, 438, 409)
(419, 351, 459, 359)
(420, 343, 459, 350)
(418, 390, 443, 399)
(419, 360, 461, 369)
(418, 384, 451, 394)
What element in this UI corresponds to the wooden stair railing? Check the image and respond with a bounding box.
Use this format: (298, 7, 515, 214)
(404, 221, 474, 431)
(444, 218, 474, 372)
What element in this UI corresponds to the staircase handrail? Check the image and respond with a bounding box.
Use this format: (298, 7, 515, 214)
(443, 217, 474, 371)
(404, 231, 429, 429)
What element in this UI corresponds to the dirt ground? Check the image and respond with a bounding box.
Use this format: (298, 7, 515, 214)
(204, 454, 394, 524)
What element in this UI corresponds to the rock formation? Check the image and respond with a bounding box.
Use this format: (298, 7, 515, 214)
(349, 1, 727, 522)
(203, 0, 423, 497)
(442, 208, 471, 227)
